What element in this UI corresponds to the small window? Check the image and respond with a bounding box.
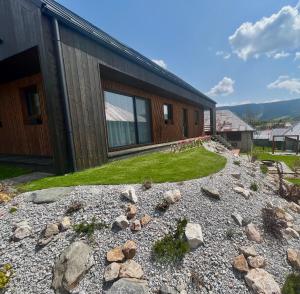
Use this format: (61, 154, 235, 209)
(163, 104, 173, 124)
(20, 85, 42, 125)
(227, 132, 241, 141)
(195, 110, 200, 125)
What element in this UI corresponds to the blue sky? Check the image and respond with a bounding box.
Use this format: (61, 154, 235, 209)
(56, 0, 300, 106)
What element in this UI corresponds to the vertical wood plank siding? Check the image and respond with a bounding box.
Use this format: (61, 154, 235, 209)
(102, 80, 204, 145)
(0, 74, 53, 156)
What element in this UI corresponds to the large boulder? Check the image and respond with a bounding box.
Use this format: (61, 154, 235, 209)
(107, 278, 150, 294)
(245, 269, 280, 294)
(30, 187, 73, 204)
(163, 189, 181, 204)
(107, 246, 125, 262)
(232, 254, 249, 273)
(121, 187, 138, 203)
(184, 223, 203, 249)
(52, 241, 93, 294)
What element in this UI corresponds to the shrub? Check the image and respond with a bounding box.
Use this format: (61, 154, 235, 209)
(73, 217, 108, 237)
(142, 180, 152, 190)
(250, 182, 258, 192)
(9, 207, 17, 214)
(282, 273, 300, 294)
(233, 160, 241, 166)
(260, 165, 268, 174)
(0, 264, 13, 290)
(152, 218, 189, 263)
(65, 202, 84, 215)
(262, 206, 287, 239)
(155, 200, 170, 212)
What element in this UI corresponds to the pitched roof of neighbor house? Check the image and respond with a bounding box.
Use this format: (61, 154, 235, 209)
(39, 0, 214, 105)
(205, 110, 254, 132)
(284, 121, 300, 137)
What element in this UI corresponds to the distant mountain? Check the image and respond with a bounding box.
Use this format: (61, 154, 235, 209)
(218, 98, 300, 121)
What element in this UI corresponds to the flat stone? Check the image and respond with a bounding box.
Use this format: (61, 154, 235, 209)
(201, 186, 221, 199)
(127, 204, 137, 219)
(114, 215, 129, 229)
(30, 187, 73, 204)
(121, 187, 138, 203)
(52, 241, 93, 294)
(239, 246, 257, 257)
(164, 189, 181, 204)
(245, 269, 281, 294)
(104, 262, 121, 282)
(185, 223, 203, 249)
(107, 246, 125, 262)
(12, 220, 33, 241)
(38, 223, 60, 246)
(233, 187, 251, 199)
(140, 214, 152, 227)
(119, 260, 144, 279)
(247, 256, 266, 268)
(245, 223, 262, 243)
(231, 212, 243, 226)
(122, 240, 137, 259)
(130, 220, 142, 232)
(107, 278, 150, 294)
(287, 248, 300, 269)
(231, 173, 241, 180)
(283, 228, 300, 240)
(159, 285, 179, 294)
(232, 254, 249, 272)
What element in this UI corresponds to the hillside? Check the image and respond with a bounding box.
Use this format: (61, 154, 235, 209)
(218, 98, 300, 121)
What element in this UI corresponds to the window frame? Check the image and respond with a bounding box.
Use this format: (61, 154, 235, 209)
(163, 103, 173, 124)
(104, 90, 153, 149)
(20, 84, 43, 125)
(195, 110, 200, 125)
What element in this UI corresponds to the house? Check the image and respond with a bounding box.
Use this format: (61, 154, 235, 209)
(205, 110, 255, 152)
(0, 0, 216, 174)
(284, 122, 300, 153)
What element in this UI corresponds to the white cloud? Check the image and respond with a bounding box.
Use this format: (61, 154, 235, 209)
(206, 77, 235, 97)
(268, 75, 300, 94)
(295, 52, 300, 60)
(151, 59, 167, 69)
(229, 4, 300, 60)
(216, 51, 231, 59)
(272, 51, 290, 59)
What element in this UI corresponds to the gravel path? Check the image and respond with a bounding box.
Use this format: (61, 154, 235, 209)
(0, 142, 298, 294)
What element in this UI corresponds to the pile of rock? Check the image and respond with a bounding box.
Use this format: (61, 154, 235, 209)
(233, 246, 280, 293)
(105, 240, 149, 293)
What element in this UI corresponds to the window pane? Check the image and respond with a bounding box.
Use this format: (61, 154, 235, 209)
(136, 98, 151, 144)
(104, 91, 136, 148)
(163, 104, 169, 120)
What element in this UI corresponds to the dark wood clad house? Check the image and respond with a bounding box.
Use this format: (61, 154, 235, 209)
(0, 0, 216, 174)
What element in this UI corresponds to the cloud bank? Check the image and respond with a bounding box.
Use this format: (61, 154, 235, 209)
(206, 77, 235, 97)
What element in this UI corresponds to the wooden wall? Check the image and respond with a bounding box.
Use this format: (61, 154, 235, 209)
(102, 80, 204, 146)
(0, 74, 53, 156)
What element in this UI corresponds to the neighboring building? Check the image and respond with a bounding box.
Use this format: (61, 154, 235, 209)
(284, 122, 300, 152)
(0, 0, 216, 173)
(205, 110, 255, 152)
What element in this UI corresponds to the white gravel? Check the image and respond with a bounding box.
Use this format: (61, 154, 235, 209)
(0, 142, 299, 294)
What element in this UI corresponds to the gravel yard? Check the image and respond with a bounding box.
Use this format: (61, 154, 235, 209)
(0, 142, 299, 294)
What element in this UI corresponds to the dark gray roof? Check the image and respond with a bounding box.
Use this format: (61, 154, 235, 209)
(40, 0, 215, 105)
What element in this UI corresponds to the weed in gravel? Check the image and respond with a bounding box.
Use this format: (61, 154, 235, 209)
(233, 160, 241, 166)
(9, 207, 17, 214)
(142, 179, 152, 190)
(155, 199, 170, 212)
(0, 264, 13, 290)
(262, 206, 287, 239)
(73, 217, 108, 238)
(153, 218, 189, 263)
(250, 182, 258, 191)
(191, 271, 205, 289)
(282, 273, 300, 294)
(260, 165, 268, 174)
(225, 228, 235, 240)
(65, 201, 84, 215)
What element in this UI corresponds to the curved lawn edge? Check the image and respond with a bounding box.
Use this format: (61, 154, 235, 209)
(21, 146, 227, 192)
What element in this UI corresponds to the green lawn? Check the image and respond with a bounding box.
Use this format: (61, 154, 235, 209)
(287, 178, 300, 185)
(0, 165, 31, 181)
(256, 153, 299, 170)
(22, 147, 227, 191)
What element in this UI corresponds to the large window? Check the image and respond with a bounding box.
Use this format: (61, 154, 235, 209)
(104, 91, 152, 148)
